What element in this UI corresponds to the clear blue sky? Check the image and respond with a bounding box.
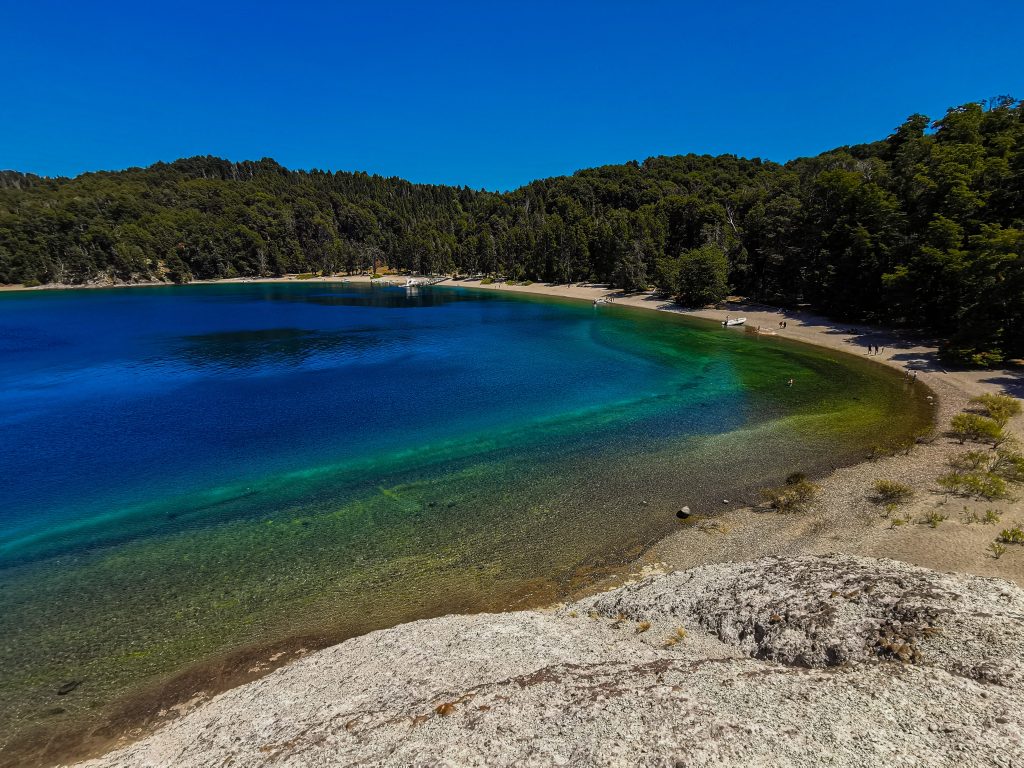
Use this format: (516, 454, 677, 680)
(1, 1, 1022, 190)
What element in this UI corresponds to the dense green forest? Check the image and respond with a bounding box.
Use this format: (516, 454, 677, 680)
(1, 98, 1022, 363)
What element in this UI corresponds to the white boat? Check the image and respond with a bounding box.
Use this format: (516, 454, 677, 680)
(722, 317, 746, 327)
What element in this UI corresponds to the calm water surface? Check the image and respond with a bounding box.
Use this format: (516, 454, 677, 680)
(0, 282, 931, 763)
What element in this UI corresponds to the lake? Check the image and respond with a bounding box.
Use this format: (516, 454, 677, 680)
(0, 282, 931, 763)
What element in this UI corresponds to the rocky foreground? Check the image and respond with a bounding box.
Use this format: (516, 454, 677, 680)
(77, 555, 1024, 767)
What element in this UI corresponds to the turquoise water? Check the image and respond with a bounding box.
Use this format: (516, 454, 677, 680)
(0, 282, 931, 764)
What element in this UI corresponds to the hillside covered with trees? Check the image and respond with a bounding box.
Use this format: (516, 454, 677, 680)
(1, 98, 1022, 364)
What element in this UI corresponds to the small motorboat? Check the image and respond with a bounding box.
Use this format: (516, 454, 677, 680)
(722, 317, 747, 327)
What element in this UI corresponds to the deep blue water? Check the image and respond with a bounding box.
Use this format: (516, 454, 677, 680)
(0, 282, 733, 563)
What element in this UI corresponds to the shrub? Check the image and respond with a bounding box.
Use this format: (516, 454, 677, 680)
(480, 277, 495, 285)
(971, 394, 1022, 427)
(922, 511, 947, 528)
(950, 413, 1006, 445)
(985, 509, 1002, 524)
(873, 480, 915, 505)
(938, 472, 1009, 500)
(998, 524, 1024, 545)
(635, 621, 651, 633)
(941, 345, 1005, 368)
(990, 447, 1024, 482)
(950, 451, 991, 472)
(761, 479, 819, 513)
(989, 542, 1007, 559)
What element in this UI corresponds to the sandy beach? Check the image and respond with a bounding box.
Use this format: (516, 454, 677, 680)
(435, 277, 1024, 588)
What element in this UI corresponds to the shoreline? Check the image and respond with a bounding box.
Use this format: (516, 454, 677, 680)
(6, 272, 1022, 580)
(436, 278, 1024, 588)
(4, 275, 1022, 767)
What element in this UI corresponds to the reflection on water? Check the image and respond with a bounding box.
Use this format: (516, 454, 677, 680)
(176, 327, 407, 370)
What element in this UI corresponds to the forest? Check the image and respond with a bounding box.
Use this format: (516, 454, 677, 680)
(1, 98, 1021, 364)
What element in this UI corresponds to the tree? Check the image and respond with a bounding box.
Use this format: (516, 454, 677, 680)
(667, 244, 729, 306)
(611, 240, 649, 291)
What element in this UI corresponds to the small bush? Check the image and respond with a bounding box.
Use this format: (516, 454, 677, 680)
(950, 451, 991, 472)
(950, 413, 1006, 445)
(998, 524, 1024, 545)
(990, 447, 1024, 482)
(480, 277, 495, 285)
(938, 472, 1009, 500)
(941, 345, 1005, 368)
(922, 511, 947, 528)
(635, 621, 651, 634)
(985, 509, 1001, 525)
(989, 541, 1007, 559)
(761, 479, 819, 513)
(971, 394, 1022, 427)
(873, 479, 915, 506)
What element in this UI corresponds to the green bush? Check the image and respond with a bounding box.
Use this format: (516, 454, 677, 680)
(950, 450, 991, 472)
(971, 394, 1022, 426)
(938, 471, 1009, 500)
(951, 446, 1024, 482)
(873, 480, 914, 505)
(991, 447, 1024, 482)
(950, 413, 1007, 445)
(922, 511, 947, 528)
(761, 479, 819, 513)
(941, 345, 1005, 368)
(480, 277, 494, 285)
(997, 524, 1024, 545)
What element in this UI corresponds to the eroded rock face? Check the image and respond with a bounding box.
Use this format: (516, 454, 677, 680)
(75, 556, 1024, 768)
(580, 554, 1024, 684)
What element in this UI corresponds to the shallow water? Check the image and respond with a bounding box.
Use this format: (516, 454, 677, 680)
(0, 282, 931, 763)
